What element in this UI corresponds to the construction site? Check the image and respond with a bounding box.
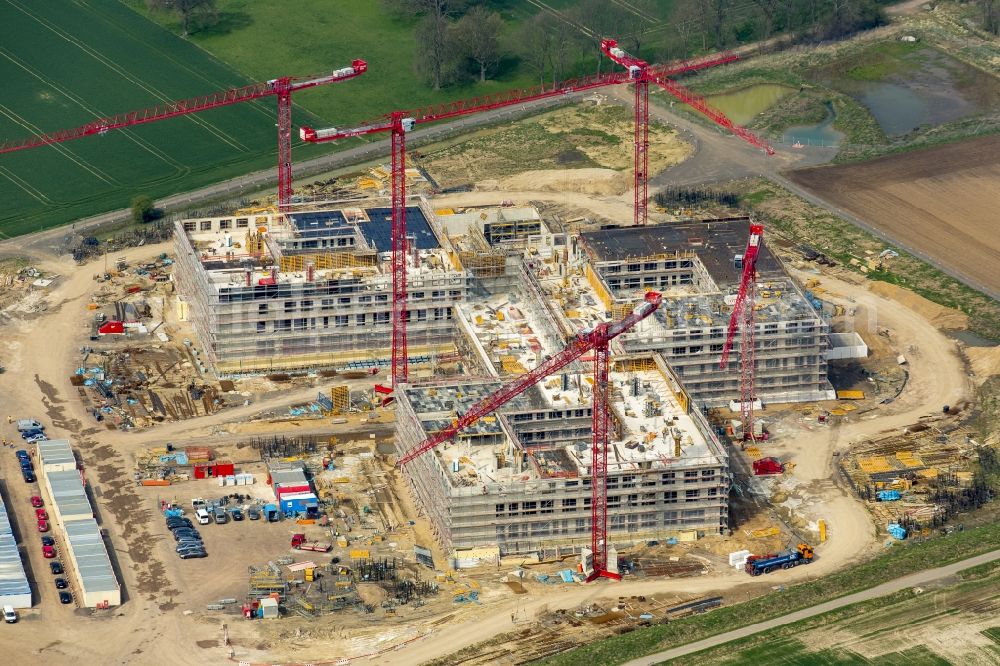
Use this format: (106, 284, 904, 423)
(0, 16, 997, 666)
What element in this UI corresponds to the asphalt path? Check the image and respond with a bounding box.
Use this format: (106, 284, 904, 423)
(623, 547, 1000, 665)
(0, 92, 585, 258)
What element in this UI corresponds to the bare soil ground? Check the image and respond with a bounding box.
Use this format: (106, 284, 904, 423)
(787, 136, 1000, 296)
(421, 103, 692, 191)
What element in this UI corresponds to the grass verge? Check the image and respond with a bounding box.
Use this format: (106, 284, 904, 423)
(534, 521, 1000, 665)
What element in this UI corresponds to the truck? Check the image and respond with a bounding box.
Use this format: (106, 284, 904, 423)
(291, 533, 332, 552)
(744, 543, 814, 576)
(16, 419, 43, 432)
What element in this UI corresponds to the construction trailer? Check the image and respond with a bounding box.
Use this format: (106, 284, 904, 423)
(0, 499, 31, 609)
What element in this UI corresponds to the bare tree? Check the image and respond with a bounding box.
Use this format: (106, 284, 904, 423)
(148, 0, 217, 36)
(548, 15, 577, 84)
(455, 6, 505, 82)
(415, 12, 455, 90)
(698, 0, 731, 49)
(752, 0, 781, 38)
(385, 0, 466, 90)
(616, 0, 657, 54)
(981, 0, 999, 34)
(517, 14, 553, 86)
(672, 0, 702, 57)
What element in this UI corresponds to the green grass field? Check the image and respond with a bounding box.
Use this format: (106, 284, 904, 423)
(0, 0, 687, 237)
(0, 0, 340, 236)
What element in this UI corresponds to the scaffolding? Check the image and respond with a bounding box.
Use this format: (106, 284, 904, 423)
(331, 385, 350, 414)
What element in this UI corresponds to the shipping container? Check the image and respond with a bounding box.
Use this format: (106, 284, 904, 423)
(192, 461, 235, 479)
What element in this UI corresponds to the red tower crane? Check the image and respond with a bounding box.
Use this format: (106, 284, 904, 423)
(600, 39, 774, 226)
(399, 291, 663, 580)
(0, 61, 368, 207)
(720, 221, 764, 443)
(301, 54, 737, 386)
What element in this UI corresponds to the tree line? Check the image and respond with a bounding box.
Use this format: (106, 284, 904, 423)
(387, 0, 901, 92)
(147, 1, 997, 89)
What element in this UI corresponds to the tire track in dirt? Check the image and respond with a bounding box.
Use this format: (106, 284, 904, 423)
(34, 375, 180, 604)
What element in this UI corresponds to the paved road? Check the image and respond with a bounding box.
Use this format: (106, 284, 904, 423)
(623, 548, 1000, 665)
(0, 92, 585, 258)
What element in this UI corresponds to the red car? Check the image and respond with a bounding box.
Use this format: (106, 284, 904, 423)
(30, 496, 43, 508)
(37, 519, 50, 533)
(42, 545, 56, 558)
(36, 508, 48, 520)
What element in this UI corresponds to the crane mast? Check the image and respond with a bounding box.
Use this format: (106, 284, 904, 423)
(720, 222, 764, 443)
(301, 51, 739, 385)
(398, 291, 663, 580)
(600, 39, 774, 227)
(0, 60, 368, 207)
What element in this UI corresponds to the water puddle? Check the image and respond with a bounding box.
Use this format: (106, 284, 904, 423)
(705, 84, 795, 126)
(816, 46, 1000, 137)
(948, 329, 998, 348)
(782, 102, 845, 146)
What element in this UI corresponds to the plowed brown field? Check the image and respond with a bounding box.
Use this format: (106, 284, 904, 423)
(788, 136, 1000, 297)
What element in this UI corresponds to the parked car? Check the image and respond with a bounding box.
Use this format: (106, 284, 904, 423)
(15, 449, 29, 461)
(42, 545, 56, 559)
(49, 561, 63, 575)
(166, 518, 193, 529)
(41, 536, 55, 547)
(54, 578, 68, 589)
(172, 528, 200, 540)
(3, 605, 17, 623)
(20, 459, 33, 471)
(176, 542, 203, 553)
(30, 495, 43, 508)
(58, 591, 73, 605)
(230, 507, 244, 521)
(179, 550, 207, 559)
(213, 510, 228, 525)
(25, 434, 47, 444)
(247, 507, 260, 521)
(36, 508, 48, 520)
(37, 519, 49, 532)
(20, 429, 44, 440)
(22, 471, 36, 483)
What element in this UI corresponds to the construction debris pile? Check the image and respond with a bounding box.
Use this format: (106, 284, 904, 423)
(70, 220, 174, 263)
(243, 556, 438, 620)
(71, 347, 223, 428)
(840, 416, 990, 532)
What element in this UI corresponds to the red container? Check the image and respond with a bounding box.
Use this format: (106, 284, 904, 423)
(193, 460, 236, 479)
(752, 457, 784, 475)
(276, 483, 311, 499)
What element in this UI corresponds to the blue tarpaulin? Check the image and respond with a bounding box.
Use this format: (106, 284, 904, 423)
(559, 569, 575, 583)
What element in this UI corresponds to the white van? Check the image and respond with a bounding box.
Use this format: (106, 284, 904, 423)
(3, 605, 17, 623)
(195, 509, 211, 525)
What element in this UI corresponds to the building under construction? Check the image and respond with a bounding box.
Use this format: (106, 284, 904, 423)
(172, 203, 471, 374)
(538, 219, 836, 407)
(174, 202, 838, 555)
(395, 363, 730, 555)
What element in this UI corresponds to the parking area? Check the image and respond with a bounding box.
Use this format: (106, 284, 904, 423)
(144, 486, 296, 607)
(0, 429, 80, 616)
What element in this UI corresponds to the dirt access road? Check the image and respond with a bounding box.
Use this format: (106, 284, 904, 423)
(356, 266, 971, 666)
(788, 136, 1000, 301)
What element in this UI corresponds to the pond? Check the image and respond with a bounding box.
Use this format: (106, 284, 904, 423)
(782, 102, 844, 147)
(817, 46, 1000, 137)
(705, 84, 795, 126)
